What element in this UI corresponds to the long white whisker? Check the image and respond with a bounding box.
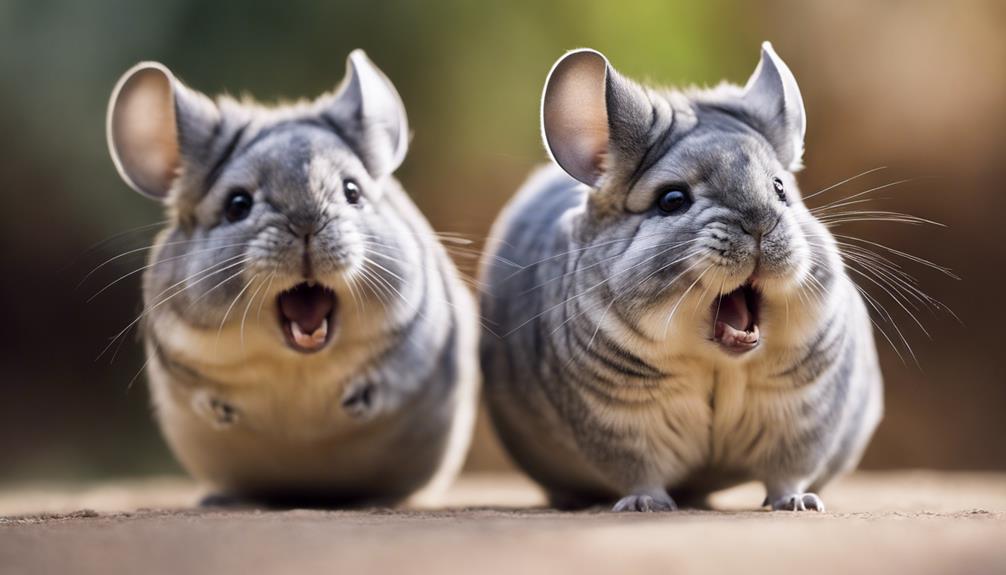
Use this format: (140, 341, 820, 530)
(97, 257, 251, 361)
(86, 244, 250, 302)
(662, 264, 713, 339)
(802, 166, 888, 201)
(812, 178, 914, 211)
(78, 237, 245, 289)
(239, 275, 268, 351)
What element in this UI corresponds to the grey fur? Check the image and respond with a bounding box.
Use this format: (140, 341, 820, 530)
(479, 43, 882, 512)
(106, 50, 478, 506)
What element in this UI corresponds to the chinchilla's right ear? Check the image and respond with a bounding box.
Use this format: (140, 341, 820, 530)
(107, 62, 219, 200)
(741, 42, 806, 171)
(541, 49, 654, 187)
(317, 50, 409, 179)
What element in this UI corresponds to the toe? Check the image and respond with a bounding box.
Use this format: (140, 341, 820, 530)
(613, 495, 642, 512)
(612, 493, 677, 512)
(771, 492, 826, 512)
(801, 493, 825, 512)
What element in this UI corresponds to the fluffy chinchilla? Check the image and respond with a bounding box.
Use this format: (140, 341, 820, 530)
(478, 43, 882, 512)
(105, 50, 477, 507)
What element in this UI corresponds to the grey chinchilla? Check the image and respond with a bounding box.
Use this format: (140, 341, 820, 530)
(105, 50, 478, 507)
(478, 42, 882, 512)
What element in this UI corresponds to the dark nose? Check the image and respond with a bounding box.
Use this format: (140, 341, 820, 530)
(287, 215, 323, 240)
(740, 214, 781, 244)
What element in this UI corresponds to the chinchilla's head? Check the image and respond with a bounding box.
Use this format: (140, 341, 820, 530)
(542, 42, 840, 357)
(107, 50, 416, 356)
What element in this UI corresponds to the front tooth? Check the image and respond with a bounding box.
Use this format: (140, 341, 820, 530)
(291, 321, 313, 347)
(310, 318, 328, 343)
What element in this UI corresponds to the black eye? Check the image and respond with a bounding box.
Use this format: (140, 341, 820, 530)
(224, 189, 253, 223)
(344, 179, 361, 205)
(656, 186, 691, 214)
(773, 177, 787, 203)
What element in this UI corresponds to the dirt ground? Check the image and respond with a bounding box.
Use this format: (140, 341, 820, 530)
(1, 471, 1004, 575)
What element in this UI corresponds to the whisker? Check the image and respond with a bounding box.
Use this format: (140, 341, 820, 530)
(810, 197, 889, 214)
(214, 273, 259, 353)
(496, 231, 686, 283)
(662, 264, 713, 339)
(501, 245, 700, 338)
(147, 255, 250, 306)
(711, 276, 726, 340)
(818, 212, 944, 228)
(517, 238, 702, 297)
(97, 257, 252, 361)
(240, 275, 268, 350)
(85, 243, 251, 302)
(811, 178, 914, 211)
(77, 236, 244, 289)
(62, 220, 170, 276)
(849, 280, 910, 365)
(845, 264, 928, 345)
(833, 234, 958, 279)
(256, 267, 279, 324)
(802, 166, 888, 201)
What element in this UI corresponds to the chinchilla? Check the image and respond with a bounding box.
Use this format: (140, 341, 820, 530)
(478, 42, 882, 512)
(105, 50, 478, 507)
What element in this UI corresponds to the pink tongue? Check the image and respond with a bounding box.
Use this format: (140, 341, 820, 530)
(278, 284, 335, 333)
(716, 289, 751, 331)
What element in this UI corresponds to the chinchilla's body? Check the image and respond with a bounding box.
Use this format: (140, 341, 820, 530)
(106, 50, 477, 505)
(479, 43, 882, 512)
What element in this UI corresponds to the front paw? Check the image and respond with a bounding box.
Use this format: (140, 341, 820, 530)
(770, 492, 826, 512)
(340, 378, 379, 421)
(612, 491, 678, 512)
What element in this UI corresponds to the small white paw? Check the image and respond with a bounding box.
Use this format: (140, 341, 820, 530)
(340, 378, 379, 421)
(772, 492, 826, 512)
(612, 493, 678, 512)
(191, 390, 239, 429)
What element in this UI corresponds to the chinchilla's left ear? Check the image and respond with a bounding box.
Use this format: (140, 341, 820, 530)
(317, 50, 409, 178)
(742, 41, 806, 171)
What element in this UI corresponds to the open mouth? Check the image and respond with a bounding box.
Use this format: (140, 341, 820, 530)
(277, 282, 338, 353)
(711, 281, 761, 354)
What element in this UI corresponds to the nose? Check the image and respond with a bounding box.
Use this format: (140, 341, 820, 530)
(740, 214, 781, 244)
(287, 215, 324, 241)
(287, 216, 324, 279)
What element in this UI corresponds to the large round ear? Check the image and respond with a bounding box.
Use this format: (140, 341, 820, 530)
(541, 49, 653, 187)
(318, 49, 409, 178)
(742, 42, 806, 171)
(106, 62, 219, 200)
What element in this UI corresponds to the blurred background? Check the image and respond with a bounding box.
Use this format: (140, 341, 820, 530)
(0, 0, 1003, 484)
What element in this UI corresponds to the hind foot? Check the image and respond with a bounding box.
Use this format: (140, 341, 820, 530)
(770, 492, 826, 512)
(612, 489, 677, 512)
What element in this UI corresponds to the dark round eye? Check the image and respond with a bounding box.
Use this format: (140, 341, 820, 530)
(344, 179, 361, 205)
(657, 186, 691, 214)
(773, 177, 787, 203)
(224, 189, 253, 223)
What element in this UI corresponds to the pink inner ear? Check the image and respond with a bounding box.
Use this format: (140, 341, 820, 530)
(110, 66, 181, 198)
(542, 50, 610, 186)
(571, 127, 607, 180)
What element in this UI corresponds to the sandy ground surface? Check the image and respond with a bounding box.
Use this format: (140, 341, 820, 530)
(1, 471, 1004, 575)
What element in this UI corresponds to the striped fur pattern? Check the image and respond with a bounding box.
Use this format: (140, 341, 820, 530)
(479, 44, 882, 512)
(106, 51, 477, 506)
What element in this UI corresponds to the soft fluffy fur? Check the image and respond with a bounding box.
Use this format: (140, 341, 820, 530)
(479, 43, 882, 512)
(107, 51, 478, 506)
